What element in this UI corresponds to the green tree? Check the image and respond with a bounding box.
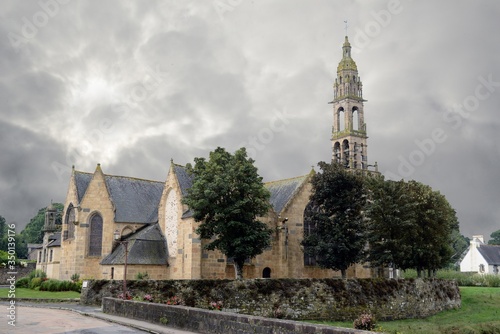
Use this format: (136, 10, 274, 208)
(488, 230, 500, 245)
(400, 181, 458, 277)
(0, 215, 6, 240)
(182, 147, 272, 280)
(301, 161, 367, 279)
(365, 179, 459, 277)
(20, 203, 63, 244)
(365, 177, 415, 272)
(449, 231, 469, 267)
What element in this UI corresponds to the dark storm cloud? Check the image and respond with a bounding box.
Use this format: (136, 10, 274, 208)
(0, 0, 499, 239)
(0, 121, 67, 229)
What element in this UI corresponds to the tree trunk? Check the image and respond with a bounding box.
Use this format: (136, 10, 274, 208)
(417, 268, 422, 278)
(341, 269, 347, 279)
(234, 261, 244, 280)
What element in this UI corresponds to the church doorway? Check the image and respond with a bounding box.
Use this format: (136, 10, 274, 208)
(262, 267, 271, 278)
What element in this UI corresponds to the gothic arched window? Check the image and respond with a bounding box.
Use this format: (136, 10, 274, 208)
(303, 202, 317, 266)
(88, 213, 103, 256)
(64, 204, 75, 240)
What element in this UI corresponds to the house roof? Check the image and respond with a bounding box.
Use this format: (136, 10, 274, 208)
(104, 175, 164, 223)
(477, 245, 500, 265)
(101, 223, 168, 265)
(265, 174, 310, 214)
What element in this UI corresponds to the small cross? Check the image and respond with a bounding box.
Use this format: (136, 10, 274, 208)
(344, 20, 348, 36)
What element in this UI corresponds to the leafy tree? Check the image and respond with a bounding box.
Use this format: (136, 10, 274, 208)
(301, 161, 366, 279)
(0, 215, 6, 240)
(182, 147, 272, 280)
(488, 230, 500, 245)
(405, 181, 458, 276)
(449, 231, 469, 267)
(20, 203, 63, 244)
(365, 179, 459, 277)
(365, 177, 415, 272)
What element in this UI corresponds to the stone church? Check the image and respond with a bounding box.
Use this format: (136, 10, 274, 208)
(38, 36, 378, 281)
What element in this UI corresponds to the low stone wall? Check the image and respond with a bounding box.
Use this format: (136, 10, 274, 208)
(0, 263, 36, 284)
(103, 297, 375, 334)
(83, 278, 461, 321)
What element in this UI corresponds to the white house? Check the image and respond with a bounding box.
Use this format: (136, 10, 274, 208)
(460, 235, 500, 274)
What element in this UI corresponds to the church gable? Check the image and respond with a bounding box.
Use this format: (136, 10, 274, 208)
(158, 162, 194, 258)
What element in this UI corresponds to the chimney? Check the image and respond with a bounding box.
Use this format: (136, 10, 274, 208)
(471, 235, 484, 247)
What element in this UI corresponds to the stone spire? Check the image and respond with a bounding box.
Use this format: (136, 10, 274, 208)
(331, 36, 368, 170)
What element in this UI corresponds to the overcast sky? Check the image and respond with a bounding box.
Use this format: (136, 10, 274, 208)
(1, 0, 499, 240)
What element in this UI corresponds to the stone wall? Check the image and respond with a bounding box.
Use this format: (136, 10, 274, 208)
(82, 278, 461, 321)
(103, 297, 375, 334)
(0, 263, 36, 284)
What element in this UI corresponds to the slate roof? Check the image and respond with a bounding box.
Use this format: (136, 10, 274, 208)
(47, 232, 61, 247)
(74, 171, 93, 203)
(477, 245, 500, 265)
(101, 223, 168, 265)
(173, 164, 193, 197)
(265, 174, 310, 214)
(104, 175, 164, 223)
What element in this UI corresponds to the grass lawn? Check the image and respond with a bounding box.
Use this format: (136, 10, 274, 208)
(312, 287, 500, 334)
(0, 288, 80, 299)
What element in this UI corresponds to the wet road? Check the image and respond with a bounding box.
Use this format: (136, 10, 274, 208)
(0, 306, 147, 333)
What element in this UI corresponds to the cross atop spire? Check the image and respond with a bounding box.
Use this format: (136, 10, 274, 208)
(344, 20, 348, 36)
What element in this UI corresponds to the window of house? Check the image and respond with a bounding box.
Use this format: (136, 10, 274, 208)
(49, 249, 53, 262)
(88, 213, 103, 256)
(38, 251, 42, 263)
(479, 264, 485, 273)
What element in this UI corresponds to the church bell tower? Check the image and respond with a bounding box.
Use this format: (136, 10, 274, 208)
(331, 36, 369, 170)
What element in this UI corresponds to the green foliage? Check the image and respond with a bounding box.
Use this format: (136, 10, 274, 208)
(365, 178, 459, 276)
(20, 203, 63, 244)
(28, 269, 47, 280)
(301, 162, 366, 278)
(38, 279, 81, 292)
(30, 277, 43, 289)
(0, 215, 6, 240)
(401, 269, 500, 287)
(136, 271, 149, 280)
(15, 277, 30, 288)
(70, 273, 80, 282)
(183, 147, 272, 279)
(488, 229, 500, 245)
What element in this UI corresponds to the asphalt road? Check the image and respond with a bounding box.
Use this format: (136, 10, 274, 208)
(0, 306, 147, 334)
(0, 303, 201, 334)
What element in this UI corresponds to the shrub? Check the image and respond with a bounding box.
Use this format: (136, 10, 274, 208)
(30, 277, 43, 289)
(28, 269, 47, 281)
(15, 277, 30, 288)
(70, 273, 80, 282)
(136, 272, 149, 280)
(40, 279, 59, 291)
(353, 313, 376, 331)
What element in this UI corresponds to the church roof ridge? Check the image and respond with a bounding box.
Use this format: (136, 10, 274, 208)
(264, 173, 310, 186)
